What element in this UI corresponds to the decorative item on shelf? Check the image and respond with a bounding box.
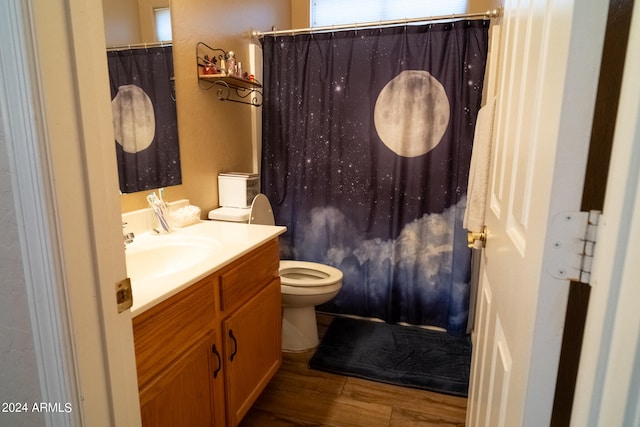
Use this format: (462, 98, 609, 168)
(236, 61, 243, 78)
(202, 55, 219, 75)
(196, 41, 263, 107)
(226, 51, 238, 76)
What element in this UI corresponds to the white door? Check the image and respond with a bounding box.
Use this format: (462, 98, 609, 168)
(466, 1, 610, 426)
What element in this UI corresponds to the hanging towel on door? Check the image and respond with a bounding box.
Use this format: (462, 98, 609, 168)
(463, 96, 496, 233)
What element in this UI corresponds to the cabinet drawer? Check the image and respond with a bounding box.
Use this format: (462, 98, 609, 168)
(219, 238, 280, 312)
(133, 277, 217, 387)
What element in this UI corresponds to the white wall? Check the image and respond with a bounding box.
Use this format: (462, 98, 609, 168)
(0, 117, 44, 426)
(102, 0, 143, 45)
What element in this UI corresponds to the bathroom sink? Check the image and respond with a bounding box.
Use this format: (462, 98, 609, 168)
(120, 219, 286, 315)
(125, 234, 221, 283)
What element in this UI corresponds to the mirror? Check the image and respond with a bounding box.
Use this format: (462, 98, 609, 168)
(102, 0, 182, 194)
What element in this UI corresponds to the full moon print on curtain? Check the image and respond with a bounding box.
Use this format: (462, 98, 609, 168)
(374, 70, 450, 158)
(111, 85, 156, 153)
(261, 21, 489, 335)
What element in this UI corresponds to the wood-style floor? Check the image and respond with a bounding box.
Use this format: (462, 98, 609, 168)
(239, 314, 467, 427)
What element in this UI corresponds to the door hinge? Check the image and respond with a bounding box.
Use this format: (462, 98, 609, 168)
(116, 278, 133, 313)
(547, 210, 601, 285)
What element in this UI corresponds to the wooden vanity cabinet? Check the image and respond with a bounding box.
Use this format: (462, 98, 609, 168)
(132, 275, 224, 427)
(219, 238, 282, 427)
(222, 278, 281, 426)
(132, 238, 282, 427)
(138, 331, 221, 426)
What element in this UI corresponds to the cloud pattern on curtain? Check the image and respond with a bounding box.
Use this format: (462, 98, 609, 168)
(107, 46, 181, 193)
(261, 21, 489, 335)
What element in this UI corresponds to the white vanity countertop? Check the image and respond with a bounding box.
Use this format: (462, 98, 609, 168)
(127, 220, 286, 317)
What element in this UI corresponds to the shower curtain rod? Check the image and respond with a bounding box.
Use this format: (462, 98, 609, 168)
(106, 41, 172, 52)
(252, 8, 500, 38)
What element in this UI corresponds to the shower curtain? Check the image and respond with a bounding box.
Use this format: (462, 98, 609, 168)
(107, 46, 181, 193)
(261, 21, 489, 335)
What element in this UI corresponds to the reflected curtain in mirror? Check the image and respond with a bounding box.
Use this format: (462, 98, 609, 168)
(107, 46, 181, 193)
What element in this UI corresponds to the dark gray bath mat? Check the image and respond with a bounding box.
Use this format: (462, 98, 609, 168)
(308, 316, 472, 397)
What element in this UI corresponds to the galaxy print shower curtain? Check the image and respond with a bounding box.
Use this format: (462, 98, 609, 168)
(261, 21, 489, 335)
(107, 46, 181, 193)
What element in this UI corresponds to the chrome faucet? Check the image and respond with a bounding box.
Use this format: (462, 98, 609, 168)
(122, 222, 135, 245)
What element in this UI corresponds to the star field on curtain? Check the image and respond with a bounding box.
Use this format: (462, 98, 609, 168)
(261, 20, 489, 335)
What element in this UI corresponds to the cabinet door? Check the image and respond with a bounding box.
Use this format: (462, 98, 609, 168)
(223, 279, 282, 426)
(139, 331, 224, 427)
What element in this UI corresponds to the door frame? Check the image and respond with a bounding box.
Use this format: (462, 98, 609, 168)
(571, 1, 640, 423)
(1, 0, 141, 424)
(551, 0, 635, 423)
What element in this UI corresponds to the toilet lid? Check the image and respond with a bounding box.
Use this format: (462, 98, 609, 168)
(248, 194, 275, 226)
(279, 260, 343, 287)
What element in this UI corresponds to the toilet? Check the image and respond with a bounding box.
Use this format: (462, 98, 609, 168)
(209, 193, 343, 352)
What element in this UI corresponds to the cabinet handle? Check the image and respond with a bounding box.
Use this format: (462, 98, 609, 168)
(211, 344, 221, 378)
(229, 329, 238, 361)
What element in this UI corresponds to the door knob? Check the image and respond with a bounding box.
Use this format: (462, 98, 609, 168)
(467, 226, 487, 248)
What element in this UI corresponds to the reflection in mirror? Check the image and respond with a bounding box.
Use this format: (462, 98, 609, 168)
(102, 0, 182, 193)
(107, 46, 181, 193)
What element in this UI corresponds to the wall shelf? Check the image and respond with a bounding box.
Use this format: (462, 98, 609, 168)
(196, 42, 262, 107)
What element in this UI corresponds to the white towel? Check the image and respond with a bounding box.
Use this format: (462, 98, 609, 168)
(463, 97, 496, 233)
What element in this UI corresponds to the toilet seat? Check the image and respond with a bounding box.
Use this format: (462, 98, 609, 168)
(279, 260, 343, 287)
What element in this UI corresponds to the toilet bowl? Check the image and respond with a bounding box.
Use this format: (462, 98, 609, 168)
(279, 260, 343, 352)
(208, 193, 343, 352)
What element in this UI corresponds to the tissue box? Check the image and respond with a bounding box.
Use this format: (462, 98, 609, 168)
(170, 205, 201, 228)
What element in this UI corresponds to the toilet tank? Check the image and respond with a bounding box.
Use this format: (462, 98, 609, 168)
(218, 172, 259, 208)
